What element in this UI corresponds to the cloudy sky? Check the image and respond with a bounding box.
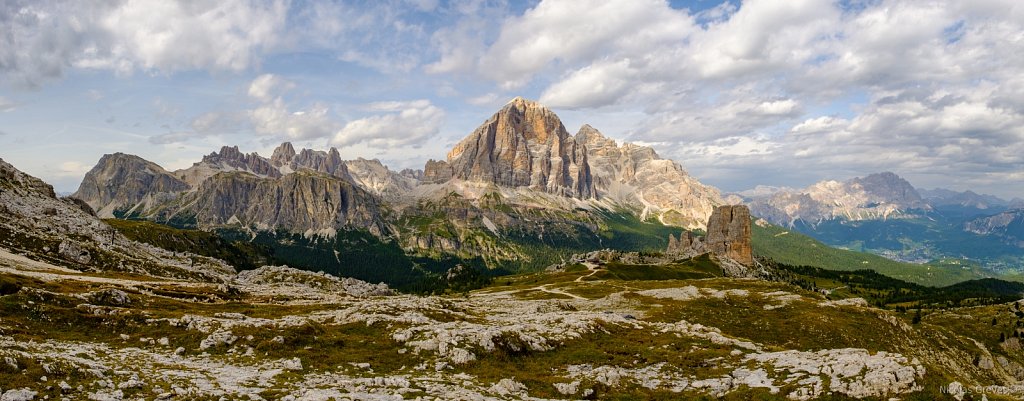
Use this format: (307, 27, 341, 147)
(1, 0, 1022, 199)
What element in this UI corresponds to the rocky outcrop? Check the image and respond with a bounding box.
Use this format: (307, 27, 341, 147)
(438, 97, 595, 198)
(399, 168, 424, 181)
(667, 205, 753, 267)
(1, 158, 56, 198)
(72, 153, 190, 218)
(1, 158, 235, 280)
(270, 141, 296, 165)
(666, 231, 701, 255)
(75, 142, 405, 235)
(422, 160, 453, 184)
(746, 172, 930, 227)
(177, 146, 281, 187)
(705, 205, 753, 267)
(576, 125, 720, 229)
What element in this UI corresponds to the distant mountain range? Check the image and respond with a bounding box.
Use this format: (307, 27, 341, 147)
(731, 173, 1024, 271)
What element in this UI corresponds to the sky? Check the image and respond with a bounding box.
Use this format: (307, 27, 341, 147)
(0, 0, 1022, 199)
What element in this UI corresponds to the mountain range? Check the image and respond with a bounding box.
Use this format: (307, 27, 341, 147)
(734, 173, 1024, 271)
(66, 97, 1021, 282)
(71, 98, 720, 274)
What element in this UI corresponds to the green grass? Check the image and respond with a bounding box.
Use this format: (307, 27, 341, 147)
(105, 218, 273, 270)
(593, 254, 724, 281)
(752, 219, 990, 286)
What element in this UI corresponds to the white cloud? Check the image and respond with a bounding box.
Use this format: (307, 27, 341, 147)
(539, 59, 634, 109)
(477, 0, 693, 89)
(56, 161, 90, 177)
(1, 0, 288, 87)
(241, 74, 341, 141)
(332, 100, 444, 149)
(362, 99, 432, 112)
(248, 74, 295, 102)
(250, 99, 339, 140)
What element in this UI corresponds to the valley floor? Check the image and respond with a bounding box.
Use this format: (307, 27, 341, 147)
(1, 248, 1023, 400)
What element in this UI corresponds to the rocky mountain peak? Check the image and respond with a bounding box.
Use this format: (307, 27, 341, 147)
(434, 97, 595, 199)
(1, 157, 56, 198)
(72, 153, 190, 217)
(573, 125, 721, 229)
(291, 147, 349, 179)
(271, 142, 297, 165)
(574, 124, 616, 149)
(747, 171, 931, 227)
(496, 96, 567, 144)
(199, 146, 280, 179)
(850, 172, 924, 207)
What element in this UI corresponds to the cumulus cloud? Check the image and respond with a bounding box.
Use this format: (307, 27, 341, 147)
(248, 74, 295, 103)
(477, 0, 693, 89)
(1, 0, 288, 87)
(250, 100, 339, 140)
(332, 100, 444, 148)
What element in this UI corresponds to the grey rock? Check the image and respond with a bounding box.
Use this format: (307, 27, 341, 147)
(440, 97, 595, 199)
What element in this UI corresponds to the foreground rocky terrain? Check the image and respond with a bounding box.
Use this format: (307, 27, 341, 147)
(3, 245, 1024, 400)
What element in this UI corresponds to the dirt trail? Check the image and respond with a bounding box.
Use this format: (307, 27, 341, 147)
(535, 284, 585, 300)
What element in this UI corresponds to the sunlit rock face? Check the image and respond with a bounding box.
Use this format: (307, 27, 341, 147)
(575, 124, 721, 230)
(437, 97, 595, 199)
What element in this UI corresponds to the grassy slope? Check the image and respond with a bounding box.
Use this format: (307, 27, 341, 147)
(752, 219, 991, 286)
(105, 219, 272, 270)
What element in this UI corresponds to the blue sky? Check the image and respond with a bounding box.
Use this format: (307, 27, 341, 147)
(1, 0, 1022, 199)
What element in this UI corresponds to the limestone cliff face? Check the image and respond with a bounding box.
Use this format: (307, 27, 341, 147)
(75, 143, 389, 235)
(576, 125, 721, 229)
(747, 172, 931, 227)
(72, 153, 190, 217)
(705, 205, 753, 267)
(182, 171, 384, 235)
(422, 160, 453, 184)
(439, 97, 595, 198)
